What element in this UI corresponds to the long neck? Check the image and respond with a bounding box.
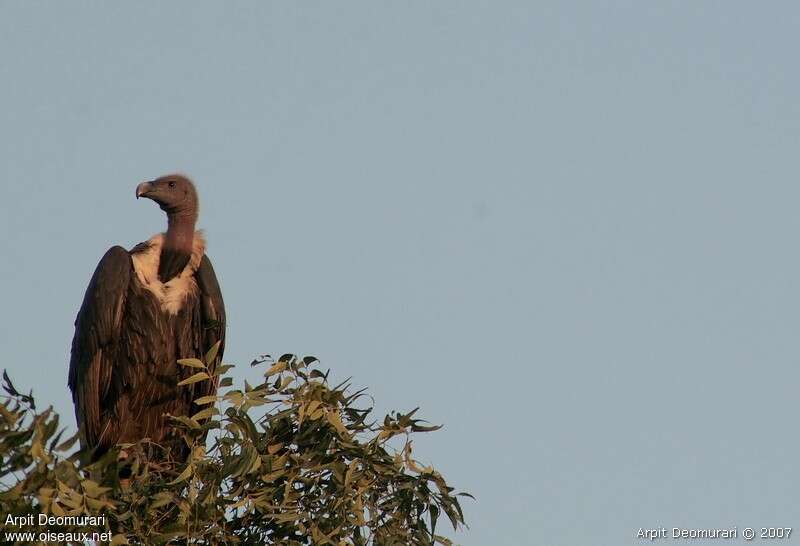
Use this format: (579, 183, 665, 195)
(165, 213, 196, 252)
(158, 213, 197, 281)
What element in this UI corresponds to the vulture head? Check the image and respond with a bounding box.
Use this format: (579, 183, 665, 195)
(136, 174, 199, 218)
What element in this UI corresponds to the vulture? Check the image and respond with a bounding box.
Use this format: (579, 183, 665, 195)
(68, 174, 225, 460)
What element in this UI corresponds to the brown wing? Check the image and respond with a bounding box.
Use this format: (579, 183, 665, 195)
(67, 246, 132, 451)
(194, 254, 226, 396)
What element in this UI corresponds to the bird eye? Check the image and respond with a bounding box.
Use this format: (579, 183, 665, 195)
(168, 181, 176, 188)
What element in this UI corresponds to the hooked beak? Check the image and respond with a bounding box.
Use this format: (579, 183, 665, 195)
(136, 181, 154, 199)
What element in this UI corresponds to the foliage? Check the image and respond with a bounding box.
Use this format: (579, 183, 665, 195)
(0, 352, 470, 545)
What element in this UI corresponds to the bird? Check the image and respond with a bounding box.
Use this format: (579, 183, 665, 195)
(68, 174, 225, 461)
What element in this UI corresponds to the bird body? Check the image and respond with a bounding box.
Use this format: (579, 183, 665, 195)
(68, 175, 225, 459)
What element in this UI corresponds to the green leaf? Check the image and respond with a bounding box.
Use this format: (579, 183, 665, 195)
(265, 361, 287, 377)
(170, 415, 201, 429)
(191, 407, 219, 421)
(150, 491, 174, 509)
(81, 479, 111, 497)
(0, 365, 470, 545)
(177, 357, 206, 369)
(326, 410, 349, 436)
(168, 464, 194, 485)
(215, 363, 235, 376)
(204, 340, 222, 365)
(224, 390, 244, 405)
(177, 372, 210, 386)
(54, 433, 80, 452)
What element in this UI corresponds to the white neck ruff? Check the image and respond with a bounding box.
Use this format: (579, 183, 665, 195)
(131, 231, 206, 315)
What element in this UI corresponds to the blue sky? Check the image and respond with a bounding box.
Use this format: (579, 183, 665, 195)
(1, 3, 799, 545)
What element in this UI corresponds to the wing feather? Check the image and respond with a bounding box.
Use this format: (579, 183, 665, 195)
(68, 246, 131, 449)
(195, 254, 226, 394)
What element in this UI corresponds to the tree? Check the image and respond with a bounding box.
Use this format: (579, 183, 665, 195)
(0, 352, 470, 545)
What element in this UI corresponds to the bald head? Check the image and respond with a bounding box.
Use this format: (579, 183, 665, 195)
(136, 174, 199, 218)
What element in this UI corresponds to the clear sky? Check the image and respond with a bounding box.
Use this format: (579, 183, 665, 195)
(1, 2, 799, 545)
